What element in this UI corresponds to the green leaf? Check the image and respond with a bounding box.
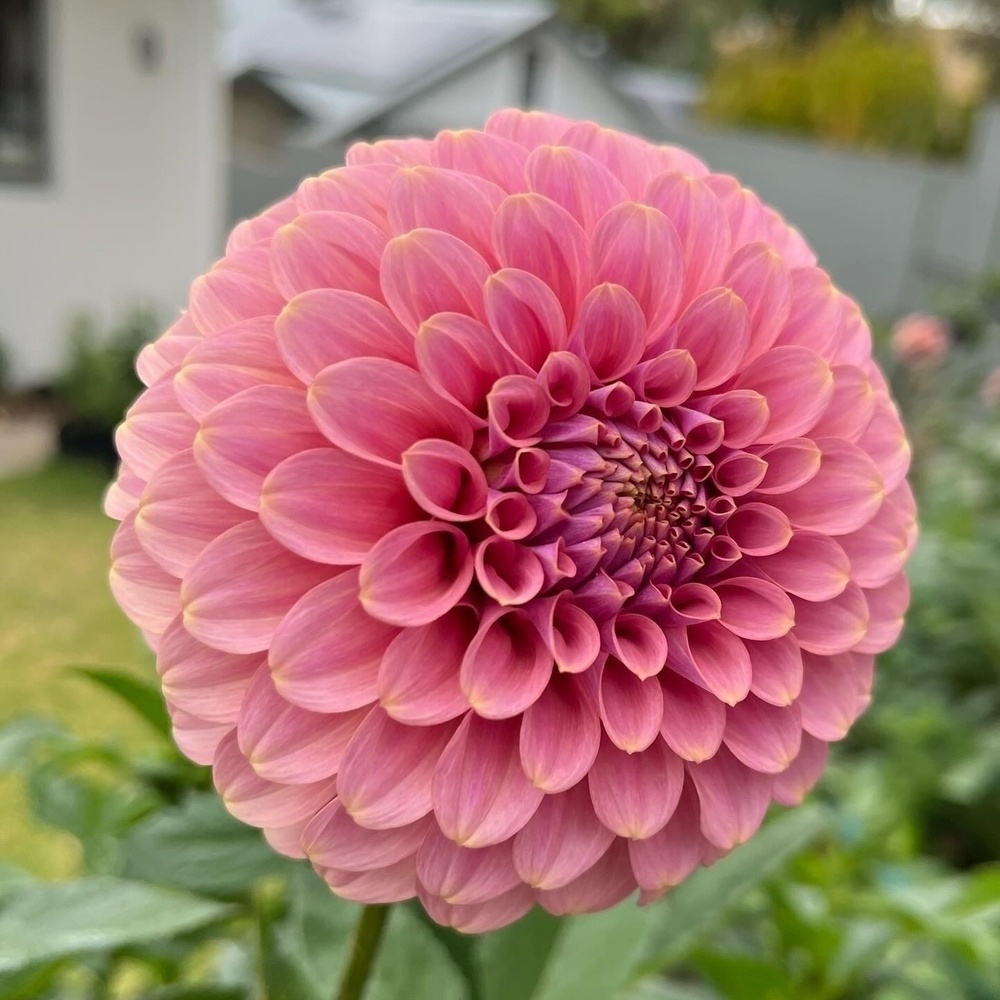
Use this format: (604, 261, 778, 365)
(479, 908, 561, 1000)
(0, 877, 231, 974)
(70, 666, 171, 739)
(688, 949, 797, 1000)
(0, 717, 62, 772)
(530, 901, 654, 1000)
(410, 901, 485, 999)
(636, 805, 829, 975)
(122, 793, 298, 900)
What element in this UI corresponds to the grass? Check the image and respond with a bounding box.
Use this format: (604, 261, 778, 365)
(0, 459, 157, 876)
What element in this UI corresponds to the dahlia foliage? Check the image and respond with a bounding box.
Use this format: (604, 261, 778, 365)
(108, 110, 915, 933)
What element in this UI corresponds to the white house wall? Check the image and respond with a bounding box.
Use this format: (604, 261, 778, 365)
(0, 0, 225, 385)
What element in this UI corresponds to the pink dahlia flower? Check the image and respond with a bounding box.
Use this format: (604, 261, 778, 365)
(107, 110, 915, 932)
(890, 312, 950, 366)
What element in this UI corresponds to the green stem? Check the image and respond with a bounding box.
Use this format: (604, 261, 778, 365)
(336, 904, 392, 1000)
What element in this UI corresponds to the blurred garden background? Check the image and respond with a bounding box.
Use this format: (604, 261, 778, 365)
(1, 0, 1000, 997)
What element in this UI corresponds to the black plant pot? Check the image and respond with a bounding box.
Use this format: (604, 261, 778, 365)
(58, 417, 118, 474)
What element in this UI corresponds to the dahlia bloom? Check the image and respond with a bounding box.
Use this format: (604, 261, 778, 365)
(890, 312, 950, 366)
(107, 110, 915, 933)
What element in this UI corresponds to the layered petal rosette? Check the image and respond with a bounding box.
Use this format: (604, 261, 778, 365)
(108, 110, 915, 932)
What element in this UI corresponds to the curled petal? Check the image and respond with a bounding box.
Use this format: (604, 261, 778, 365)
(379, 606, 475, 725)
(526, 144, 629, 232)
(492, 193, 591, 327)
(213, 730, 335, 829)
(520, 672, 601, 792)
(713, 451, 768, 497)
(605, 613, 668, 679)
(723, 696, 802, 774)
(270, 211, 386, 301)
(275, 289, 414, 384)
(715, 577, 795, 641)
(261, 448, 419, 564)
(693, 390, 770, 450)
(688, 746, 772, 851)
(195, 385, 327, 511)
(538, 351, 591, 418)
(237, 665, 368, 783)
(528, 594, 602, 674)
(588, 735, 684, 839)
(599, 658, 664, 753)
(381, 228, 491, 333)
(303, 799, 431, 872)
(751, 438, 821, 495)
(485, 491, 537, 540)
(360, 521, 473, 627)
(487, 374, 551, 450)
(270, 570, 398, 713)
(460, 606, 553, 718)
(416, 827, 520, 905)
(474, 536, 545, 609)
(724, 502, 792, 557)
(182, 520, 333, 655)
(402, 438, 487, 521)
(484, 267, 569, 370)
(665, 621, 752, 706)
(433, 714, 544, 847)
(808, 365, 877, 441)
(627, 349, 697, 407)
(513, 782, 615, 890)
(338, 708, 458, 829)
(346, 137, 433, 167)
(136, 314, 201, 387)
(416, 312, 525, 420)
(309, 357, 473, 468)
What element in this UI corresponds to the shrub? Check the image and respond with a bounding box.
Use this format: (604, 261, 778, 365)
(702, 14, 976, 157)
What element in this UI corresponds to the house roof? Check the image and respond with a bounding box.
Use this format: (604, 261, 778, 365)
(223, 0, 556, 145)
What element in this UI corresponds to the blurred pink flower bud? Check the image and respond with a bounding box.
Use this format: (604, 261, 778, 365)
(981, 366, 1000, 408)
(890, 313, 950, 366)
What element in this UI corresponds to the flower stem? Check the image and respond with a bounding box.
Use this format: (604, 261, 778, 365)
(336, 904, 391, 1000)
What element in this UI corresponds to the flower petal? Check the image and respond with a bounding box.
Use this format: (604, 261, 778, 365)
(432, 128, 529, 192)
(260, 448, 419, 565)
(520, 672, 601, 792)
(715, 577, 795, 641)
(569, 282, 647, 384)
(195, 385, 328, 511)
(599, 658, 664, 754)
(791, 582, 869, 655)
(746, 634, 804, 707)
(748, 531, 851, 601)
(536, 839, 635, 916)
(269, 570, 397, 713)
(665, 621, 752, 706)
(419, 883, 535, 934)
(320, 857, 417, 905)
(771, 733, 829, 806)
(483, 267, 569, 370)
(588, 734, 684, 839)
(110, 513, 182, 636)
(359, 521, 473, 628)
(688, 746, 772, 850)
(116, 382, 198, 483)
(338, 708, 458, 829)
(628, 778, 704, 891)
(512, 781, 615, 890)
(182, 520, 333, 655)
(723, 696, 802, 774)
(308, 357, 473, 468)
(416, 826, 520, 905)
(668, 288, 751, 391)
(433, 714, 544, 847)
(723, 243, 792, 364)
(659, 670, 726, 763)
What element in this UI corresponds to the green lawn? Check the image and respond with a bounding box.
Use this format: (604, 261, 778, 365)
(0, 460, 157, 875)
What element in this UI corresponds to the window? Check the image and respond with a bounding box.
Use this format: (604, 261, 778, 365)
(0, 0, 47, 183)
